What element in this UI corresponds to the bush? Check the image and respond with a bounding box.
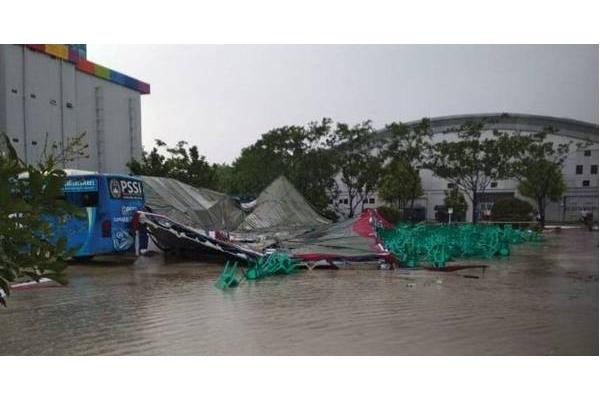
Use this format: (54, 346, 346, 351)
(320, 208, 338, 222)
(491, 198, 534, 222)
(377, 206, 404, 225)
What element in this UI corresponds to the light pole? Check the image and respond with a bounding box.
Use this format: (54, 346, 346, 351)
(448, 207, 453, 224)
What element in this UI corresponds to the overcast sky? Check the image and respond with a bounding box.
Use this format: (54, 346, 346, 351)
(88, 44, 599, 164)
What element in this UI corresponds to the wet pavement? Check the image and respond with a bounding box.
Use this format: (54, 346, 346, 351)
(1, 228, 597, 355)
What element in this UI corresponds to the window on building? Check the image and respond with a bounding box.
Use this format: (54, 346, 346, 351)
(49, 99, 57, 105)
(582, 180, 590, 187)
(31, 141, 37, 145)
(12, 138, 19, 143)
(30, 93, 36, 99)
(343, 198, 348, 205)
(584, 150, 591, 157)
(447, 183, 455, 189)
(369, 198, 375, 204)
(591, 165, 598, 175)
(576, 165, 583, 175)
(11, 88, 18, 94)
(362, 199, 367, 204)
(490, 182, 498, 188)
(66, 102, 74, 109)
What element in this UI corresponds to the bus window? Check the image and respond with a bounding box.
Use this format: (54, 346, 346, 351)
(65, 191, 99, 207)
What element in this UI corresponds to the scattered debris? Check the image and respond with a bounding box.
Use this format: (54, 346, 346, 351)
(214, 252, 299, 290)
(214, 261, 243, 290)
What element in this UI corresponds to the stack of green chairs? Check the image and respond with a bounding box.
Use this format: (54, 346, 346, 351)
(246, 253, 299, 280)
(377, 223, 541, 269)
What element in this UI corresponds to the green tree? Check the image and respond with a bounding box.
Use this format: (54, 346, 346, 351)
(127, 139, 170, 177)
(330, 121, 383, 218)
(498, 126, 574, 227)
(383, 118, 432, 165)
(517, 160, 566, 227)
(128, 139, 218, 190)
(443, 187, 468, 215)
(0, 133, 85, 306)
(211, 163, 237, 194)
(426, 118, 513, 223)
(230, 119, 337, 215)
(378, 118, 431, 216)
(377, 158, 423, 211)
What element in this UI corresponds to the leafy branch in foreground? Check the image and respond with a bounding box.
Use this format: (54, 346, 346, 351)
(0, 132, 86, 306)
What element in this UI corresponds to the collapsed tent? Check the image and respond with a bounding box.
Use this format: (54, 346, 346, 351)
(138, 175, 394, 265)
(277, 208, 394, 263)
(141, 176, 244, 231)
(236, 176, 331, 232)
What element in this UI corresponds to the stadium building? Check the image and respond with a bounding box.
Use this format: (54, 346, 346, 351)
(0, 44, 150, 173)
(332, 113, 599, 223)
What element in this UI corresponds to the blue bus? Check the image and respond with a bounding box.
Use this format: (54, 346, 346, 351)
(54, 171, 145, 258)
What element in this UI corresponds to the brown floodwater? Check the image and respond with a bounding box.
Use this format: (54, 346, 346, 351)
(1, 229, 597, 355)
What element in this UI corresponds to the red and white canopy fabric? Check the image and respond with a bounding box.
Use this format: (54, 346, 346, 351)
(281, 208, 394, 263)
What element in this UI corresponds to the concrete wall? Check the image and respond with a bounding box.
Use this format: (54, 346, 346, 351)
(0, 45, 142, 174)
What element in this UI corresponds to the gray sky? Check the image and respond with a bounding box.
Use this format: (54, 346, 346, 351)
(88, 44, 599, 164)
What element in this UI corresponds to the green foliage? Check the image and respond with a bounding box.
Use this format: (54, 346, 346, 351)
(229, 119, 338, 215)
(383, 118, 432, 165)
(443, 188, 468, 215)
(502, 127, 571, 227)
(491, 198, 534, 222)
(128, 139, 219, 190)
(377, 158, 423, 210)
(425, 117, 515, 222)
(330, 121, 383, 217)
(1, 133, 85, 305)
(377, 206, 404, 225)
(517, 160, 566, 226)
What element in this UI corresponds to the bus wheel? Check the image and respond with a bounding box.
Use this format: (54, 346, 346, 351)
(73, 255, 95, 262)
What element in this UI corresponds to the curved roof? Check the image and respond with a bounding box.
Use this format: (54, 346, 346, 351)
(401, 112, 598, 143)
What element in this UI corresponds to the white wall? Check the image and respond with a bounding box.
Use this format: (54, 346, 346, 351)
(0, 45, 143, 174)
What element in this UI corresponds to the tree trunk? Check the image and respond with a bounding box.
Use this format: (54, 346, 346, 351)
(537, 197, 546, 228)
(471, 190, 478, 224)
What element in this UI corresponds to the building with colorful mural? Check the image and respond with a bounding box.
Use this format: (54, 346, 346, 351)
(0, 44, 150, 173)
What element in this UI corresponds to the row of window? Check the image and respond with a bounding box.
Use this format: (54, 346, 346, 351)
(576, 165, 598, 175)
(10, 88, 73, 108)
(329, 198, 376, 205)
(449, 182, 498, 189)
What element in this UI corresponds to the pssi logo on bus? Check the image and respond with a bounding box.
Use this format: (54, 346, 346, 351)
(108, 178, 143, 200)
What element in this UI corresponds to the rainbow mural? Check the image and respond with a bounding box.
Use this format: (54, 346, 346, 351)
(23, 44, 150, 94)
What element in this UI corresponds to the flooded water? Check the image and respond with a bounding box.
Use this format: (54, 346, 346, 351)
(1, 229, 597, 355)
